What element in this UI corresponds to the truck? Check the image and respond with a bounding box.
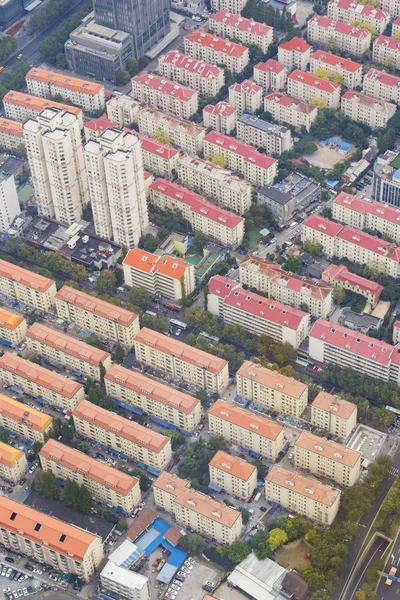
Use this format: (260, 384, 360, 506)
(386, 567, 397, 587)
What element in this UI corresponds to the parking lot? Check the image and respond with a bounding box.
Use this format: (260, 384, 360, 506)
(0, 559, 59, 600)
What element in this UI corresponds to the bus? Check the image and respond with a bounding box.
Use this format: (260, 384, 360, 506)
(145, 310, 157, 318)
(199, 331, 220, 343)
(170, 318, 187, 330)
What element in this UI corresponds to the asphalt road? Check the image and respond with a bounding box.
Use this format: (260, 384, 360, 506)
(376, 529, 400, 600)
(344, 536, 390, 600)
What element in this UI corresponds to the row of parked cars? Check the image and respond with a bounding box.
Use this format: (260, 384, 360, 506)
(1, 563, 45, 600)
(164, 557, 196, 600)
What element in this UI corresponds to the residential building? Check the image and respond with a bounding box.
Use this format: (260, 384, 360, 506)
(24, 108, 88, 225)
(393, 16, 400, 34)
(137, 133, 179, 179)
(393, 320, 400, 344)
(287, 70, 341, 109)
(154, 471, 243, 544)
(26, 323, 112, 381)
(311, 391, 357, 440)
(253, 59, 288, 93)
(208, 400, 285, 461)
(84, 116, 116, 142)
(363, 69, 400, 105)
(381, 0, 400, 18)
(209, 450, 257, 500)
(258, 171, 321, 222)
(184, 30, 249, 74)
(307, 15, 371, 57)
(228, 80, 263, 116)
(310, 50, 362, 88)
(149, 179, 245, 247)
(373, 36, 400, 71)
(72, 400, 172, 470)
(321, 263, 383, 307)
(0, 259, 56, 312)
(202, 101, 237, 135)
(0, 352, 85, 412)
(203, 131, 277, 187)
(263, 92, 318, 132)
(25, 68, 105, 113)
(40, 439, 141, 514)
(133, 327, 229, 394)
(239, 256, 333, 318)
(0, 442, 28, 484)
(208, 276, 310, 348)
(294, 431, 361, 486)
(158, 51, 224, 97)
(0, 308, 27, 346)
(106, 95, 140, 127)
(372, 150, 400, 207)
(265, 465, 341, 525)
(100, 563, 150, 600)
(278, 37, 311, 72)
(177, 154, 251, 215)
(209, 11, 273, 53)
(138, 106, 205, 155)
(0, 395, 53, 443)
(55, 286, 140, 348)
(210, 0, 247, 13)
(236, 114, 293, 156)
(327, 0, 390, 35)
(131, 73, 198, 120)
(123, 248, 195, 301)
(0, 172, 20, 233)
(0, 497, 104, 581)
(341, 90, 396, 129)
(3, 91, 83, 128)
(104, 364, 201, 432)
(0, 118, 24, 151)
(236, 360, 308, 418)
(84, 129, 148, 249)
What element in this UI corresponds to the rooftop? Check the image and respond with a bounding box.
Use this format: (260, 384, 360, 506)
(295, 430, 361, 467)
(374, 34, 400, 50)
(0, 307, 25, 331)
(0, 258, 54, 293)
(26, 68, 103, 95)
(132, 72, 197, 101)
(311, 49, 361, 73)
(329, 0, 389, 20)
(123, 248, 191, 280)
(364, 68, 400, 88)
(0, 441, 24, 468)
(312, 390, 356, 421)
(100, 562, 149, 589)
(337, 224, 400, 260)
(138, 106, 205, 137)
(264, 91, 317, 115)
(185, 30, 248, 57)
(322, 263, 383, 297)
(210, 10, 272, 36)
(178, 155, 250, 194)
(342, 89, 396, 115)
(230, 80, 262, 95)
(266, 464, 341, 506)
(3, 91, 82, 117)
(309, 14, 371, 38)
(289, 69, 340, 93)
(335, 192, 400, 225)
(0, 394, 52, 432)
(0, 117, 23, 137)
(204, 130, 277, 171)
(279, 36, 311, 53)
(303, 214, 344, 236)
(254, 58, 286, 74)
(203, 100, 236, 117)
(237, 360, 308, 399)
(208, 399, 283, 440)
(238, 113, 289, 136)
(85, 116, 115, 133)
(159, 50, 223, 79)
(209, 450, 256, 481)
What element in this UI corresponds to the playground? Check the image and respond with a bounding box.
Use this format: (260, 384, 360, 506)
(304, 137, 355, 170)
(275, 538, 312, 572)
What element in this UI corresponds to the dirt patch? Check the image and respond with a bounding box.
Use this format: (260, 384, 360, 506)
(275, 538, 312, 572)
(304, 144, 354, 170)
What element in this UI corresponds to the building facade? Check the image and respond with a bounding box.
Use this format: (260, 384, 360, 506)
(138, 106, 205, 155)
(209, 11, 273, 53)
(263, 92, 318, 132)
(287, 69, 341, 109)
(158, 51, 224, 97)
(278, 37, 312, 72)
(0, 118, 24, 151)
(236, 114, 293, 156)
(203, 101, 237, 135)
(0, 308, 27, 347)
(253, 59, 288, 93)
(327, 0, 390, 34)
(310, 50, 362, 88)
(100, 563, 150, 600)
(373, 35, 400, 70)
(0, 172, 20, 233)
(311, 391, 357, 440)
(307, 15, 371, 57)
(381, 0, 400, 18)
(184, 30, 249, 74)
(372, 150, 400, 207)
(137, 133, 179, 179)
(341, 90, 396, 129)
(0, 259, 56, 312)
(0, 442, 28, 484)
(209, 450, 257, 500)
(106, 95, 140, 127)
(321, 263, 383, 307)
(363, 69, 400, 105)
(228, 80, 263, 116)
(3, 91, 83, 127)
(0, 395, 53, 443)
(131, 73, 198, 120)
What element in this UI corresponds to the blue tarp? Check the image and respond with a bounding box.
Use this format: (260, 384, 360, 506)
(72, 370, 82, 377)
(0, 339, 12, 347)
(249, 450, 260, 458)
(113, 506, 127, 515)
(138, 462, 146, 468)
(10, 385, 23, 394)
(208, 482, 222, 492)
(112, 397, 144, 415)
(35, 396, 49, 405)
(119, 453, 128, 460)
(56, 478, 65, 487)
(147, 466, 161, 477)
(150, 416, 177, 430)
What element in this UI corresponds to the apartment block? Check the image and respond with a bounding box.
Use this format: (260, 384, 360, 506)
(131, 73, 198, 119)
(184, 30, 249, 74)
(278, 37, 312, 72)
(100, 564, 150, 600)
(209, 11, 273, 53)
(208, 400, 285, 461)
(228, 80, 263, 116)
(236, 360, 308, 419)
(0, 442, 28, 484)
(341, 90, 396, 129)
(372, 149, 400, 208)
(40, 439, 141, 514)
(203, 101, 237, 135)
(106, 95, 140, 128)
(394, 16, 400, 34)
(311, 391, 357, 440)
(0, 171, 20, 234)
(25, 68, 105, 112)
(382, 0, 400, 18)
(208, 276, 310, 349)
(84, 116, 116, 142)
(0, 352, 85, 411)
(3, 91, 83, 128)
(149, 179, 245, 247)
(265, 465, 341, 525)
(138, 106, 205, 155)
(263, 92, 317, 133)
(393, 320, 400, 344)
(104, 364, 201, 432)
(0, 395, 53, 443)
(210, 0, 247, 12)
(0, 497, 104, 582)
(287, 70, 341, 109)
(177, 154, 251, 215)
(327, 0, 390, 34)
(0, 307, 27, 346)
(0, 259, 56, 312)
(253, 59, 288, 93)
(307, 15, 371, 57)
(0, 117, 24, 151)
(301, 214, 343, 257)
(154, 471, 242, 544)
(55, 286, 139, 348)
(72, 400, 172, 471)
(137, 133, 179, 179)
(239, 255, 333, 318)
(203, 131, 277, 188)
(236, 114, 293, 156)
(133, 328, 229, 394)
(363, 69, 400, 105)
(310, 50, 362, 88)
(209, 450, 257, 501)
(294, 430, 361, 487)
(123, 248, 195, 302)
(26, 323, 112, 381)
(322, 263, 383, 307)
(373, 36, 400, 70)
(158, 51, 224, 97)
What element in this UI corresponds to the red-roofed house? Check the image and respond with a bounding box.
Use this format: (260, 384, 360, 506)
(209, 11, 273, 53)
(393, 17, 400, 36)
(363, 68, 400, 105)
(253, 59, 288, 92)
(341, 89, 396, 129)
(287, 69, 341, 109)
(228, 80, 263, 115)
(158, 51, 225, 97)
(321, 263, 383, 306)
(184, 30, 249, 74)
(328, 0, 390, 34)
(208, 275, 310, 348)
(84, 117, 115, 141)
(136, 133, 179, 179)
(308, 15, 371, 57)
(373, 35, 400, 69)
(310, 50, 362, 88)
(203, 101, 237, 135)
(264, 91, 318, 132)
(278, 37, 312, 72)
(131, 73, 198, 119)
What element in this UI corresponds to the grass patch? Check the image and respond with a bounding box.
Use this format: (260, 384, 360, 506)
(390, 155, 400, 170)
(248, 228, 260, 251)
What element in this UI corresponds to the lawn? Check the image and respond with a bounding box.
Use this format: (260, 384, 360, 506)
(248, 228, 260, 251)
(275, 538, 312, 572)
(195, 252, 220, 277)
(185, 254, 202, 266)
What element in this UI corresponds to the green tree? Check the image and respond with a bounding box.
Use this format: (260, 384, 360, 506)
(88, 387, 100, 405)
(139, 474, 151, 491)
(96, 271, 117, 294)
(129, 287, 151, 309)
(0, 428, 9, 443)
(99, 362, 106, 385)
(115, 69, 130, 85)
(191, 232, 208, 255)
(178, 534, 207, 555)
(227, 541, 251, 563)
(77, 484, 93, 514)
(117, 518, 128, 531)
(63, 478, 80, 508)
(304, 240, 323, 257)
(61, 422, 73, 445)
(40, 471, 60, 500)
(126, 57, 139, 76)
(113, 344, 125, 364)
(76, 442, 91, 455)
(268, 528, 288, 551)
(283, 255, 303, 274)
(31, 441, 43, 460)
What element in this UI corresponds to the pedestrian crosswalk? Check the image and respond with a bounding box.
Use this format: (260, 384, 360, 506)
(389, 467, 399, 477)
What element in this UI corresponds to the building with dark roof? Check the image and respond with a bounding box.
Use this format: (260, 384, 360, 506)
(258, 172, 321, 221)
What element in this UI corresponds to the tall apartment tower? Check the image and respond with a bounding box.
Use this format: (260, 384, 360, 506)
(84, 128, 148, 249)
(23, 108, 88, 225)
(0, 172, 20, 233)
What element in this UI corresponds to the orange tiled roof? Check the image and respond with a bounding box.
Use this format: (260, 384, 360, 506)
(4, 91, 82, 117)
(0, 441, 24, 468)
(0, 117, 23, 137)
(208, 400, 283, 441)
(0, 307, 25, 331)
(0, 258, 54, 293)
(0, 394, 52, 433)
(209, 450, 256, 481)
(26, 68, 103, 95)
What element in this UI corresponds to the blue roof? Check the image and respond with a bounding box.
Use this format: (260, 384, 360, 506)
(393, 168, 400, 182)
(239, 113, 287, 133)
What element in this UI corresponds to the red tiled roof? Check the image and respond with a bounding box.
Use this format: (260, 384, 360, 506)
(322, 263, 383, 297)
(137, 133, 179, 160)
(329, 0, 388, 20)
(254, 59, 286, 74)
(289, 69, 340, 93)
(374, 35, 400, 50)
(264, 91, 317, 115)
(364, 68, 400, 88)
(203, 100, 236, 116)
(210, 10, 272, 36)
(302, 214, 344, 236)
(204, 130, 277, 171)
(337, 225, 400, 260)
(132, 72, 197, 100)
(279, 36, 311, 53)
(309, 15, 371, 38)
(85, 117, 115, 131)
(311, 49, 361, 73)
(230, 79, 262, 94)
(335, 193, 400, 225)
(159, 51, 223, 79)
(185, 30, 248, 57)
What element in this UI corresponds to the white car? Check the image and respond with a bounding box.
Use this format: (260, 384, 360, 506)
(173, 580, 183, 587)
(33, 568, 42, 574)
(188, 558, 195, 564)
(3, 588, 11, 594)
